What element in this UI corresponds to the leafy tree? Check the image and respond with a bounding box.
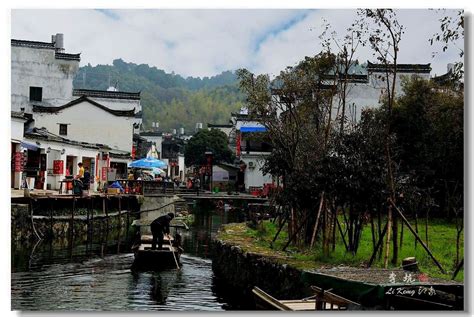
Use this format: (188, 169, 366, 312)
(393, 76, 463, 217)
(430, 9, 464, 80)
(184, 129, 234, 166)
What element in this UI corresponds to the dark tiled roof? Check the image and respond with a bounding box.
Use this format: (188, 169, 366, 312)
(134, 111, 143, 118)
(24, 127, 110, 150)
(55, 52, 81, 61)
(32, 96, 136, 117)
(11, 39, 55, 50)
(321, 73, 369, 83)
(140, 131, 163, 137)
(73, 89, 141, 100)
(367, 61, 432, 73)
(208, 123, 233, 128)
(109, 151, 132, 159)
(11, 111, 28, 120)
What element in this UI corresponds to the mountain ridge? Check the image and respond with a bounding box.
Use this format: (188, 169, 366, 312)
(73, 58, 244, 132)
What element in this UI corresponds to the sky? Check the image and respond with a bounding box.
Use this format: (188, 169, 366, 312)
(11, 9, 463, 79)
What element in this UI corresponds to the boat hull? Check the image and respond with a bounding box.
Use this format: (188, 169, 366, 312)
(131, 235, 182, 271)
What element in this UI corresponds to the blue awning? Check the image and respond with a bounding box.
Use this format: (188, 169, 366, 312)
(20, 141, 39, 151)
(240, 126, 266, 132)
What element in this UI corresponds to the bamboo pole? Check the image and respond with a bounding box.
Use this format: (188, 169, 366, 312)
(368, 221, 388, 268)
(282, 212, 312, 251)
(389, 199, 446, 274)
(383, 205, 392, 268)
(452, 258, 463, 280)
(310, 193, 324, 248)
(335, 217, 349, 252)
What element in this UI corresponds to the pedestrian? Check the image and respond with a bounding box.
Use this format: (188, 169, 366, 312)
(194, 177, 201, 196)
(150, 212, 175, 250)
(83, 166, 91, 193)
(76, 162, 85, 180)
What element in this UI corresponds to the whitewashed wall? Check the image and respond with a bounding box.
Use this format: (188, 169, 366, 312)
(11, 46, 78, 113)
(33, 100, 134, 153)
(85, 97, 141, 112)
(241, 154, 273, 189)
(333, 72, 432, 121)
(11, 117, 25, 142)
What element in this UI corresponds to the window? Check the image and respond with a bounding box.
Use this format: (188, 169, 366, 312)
(29, 87, 43, 102)
(59, 124, 67, 136)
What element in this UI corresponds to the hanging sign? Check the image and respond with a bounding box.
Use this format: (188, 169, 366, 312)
(53, 160, 64, 175)
(13, 152, 24, 172)
(102, 167, 108, 181)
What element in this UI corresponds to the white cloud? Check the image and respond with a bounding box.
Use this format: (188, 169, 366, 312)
(11, 9, 463, 78)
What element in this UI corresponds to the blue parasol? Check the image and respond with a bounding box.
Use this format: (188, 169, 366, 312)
(128, 157, 167, 169)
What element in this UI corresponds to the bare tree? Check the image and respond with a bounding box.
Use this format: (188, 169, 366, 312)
(358, 9, 404, 267)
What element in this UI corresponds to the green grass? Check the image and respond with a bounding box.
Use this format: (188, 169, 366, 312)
(217, 218, 464, 282)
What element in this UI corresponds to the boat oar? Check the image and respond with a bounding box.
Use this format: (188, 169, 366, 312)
(167, 234, 180, 270)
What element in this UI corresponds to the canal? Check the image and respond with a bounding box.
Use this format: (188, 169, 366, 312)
(11, 205, 249, 311)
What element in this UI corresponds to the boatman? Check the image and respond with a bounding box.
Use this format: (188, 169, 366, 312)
(150, 212, 175, 250)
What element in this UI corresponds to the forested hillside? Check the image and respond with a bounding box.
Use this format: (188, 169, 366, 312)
(73, 59, 244, 132)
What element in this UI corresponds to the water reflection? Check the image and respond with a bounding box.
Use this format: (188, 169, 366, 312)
(11, 205, 245, 311)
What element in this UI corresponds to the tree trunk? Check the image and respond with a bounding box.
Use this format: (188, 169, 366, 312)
(392, 211, 398, 265)
(414, 209, 418, 249)
(332, 204, 337, 252)
(377, 206, 383, 259)
(399, 220, 404, 251)
(370, 211, 376, 252)
(384, 205, 392, 268)
(425, 208, 430, 249)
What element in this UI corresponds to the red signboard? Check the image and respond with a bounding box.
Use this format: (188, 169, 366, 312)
(53, 160, 64, 175)
(102, 167, 108, 181)
(236, 132, 241, 156)
(13, 152, 23, 172)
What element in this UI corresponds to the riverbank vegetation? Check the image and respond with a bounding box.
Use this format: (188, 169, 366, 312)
(236, 9, 463, 280)
(217, 220, 463, 282)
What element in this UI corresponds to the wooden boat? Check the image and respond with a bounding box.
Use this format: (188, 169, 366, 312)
(252, 286, 360, 311)
(131, 234, 183, 271)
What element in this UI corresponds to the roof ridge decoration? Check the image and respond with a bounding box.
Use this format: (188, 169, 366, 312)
(12, 39, 81, 61)
(11, 39, 55, 49)
(33, 96, 135, 117)
(367, 61, 432, 73)
(73, 88, 141, 100)
(55, 52, 81, 61)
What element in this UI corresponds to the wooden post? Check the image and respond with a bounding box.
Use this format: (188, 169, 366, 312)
(50, 199, 54, 239)
(270, 213, 288, 247)
(71, 197, 76, 237)
(90, 197, 94, 246)
(452, 258, 463, 280)
(389, 199, 446, 274)
(383, 205, 392, 268)
(86, 197, 91, 243)
(335, 217, 349, 252)
(282, 211, 312, 251)
(368, 221, 388, 268)
(310, 193, 324, 248)
(117, 196, 122, 253)
(118, 196, 122, 230)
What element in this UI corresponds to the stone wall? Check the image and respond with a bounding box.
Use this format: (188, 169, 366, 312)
(211, 239, 309, 300)
(11, 203, 135, 242)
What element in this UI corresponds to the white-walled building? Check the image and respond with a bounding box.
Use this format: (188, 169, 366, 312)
(32, 96, 136, 153)
(11, 34, 140, 190)
(230, 111, 273, 190)
(11, 35, 80, 114)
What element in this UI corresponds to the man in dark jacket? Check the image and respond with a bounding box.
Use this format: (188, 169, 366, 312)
(150, 213, 175, 250)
